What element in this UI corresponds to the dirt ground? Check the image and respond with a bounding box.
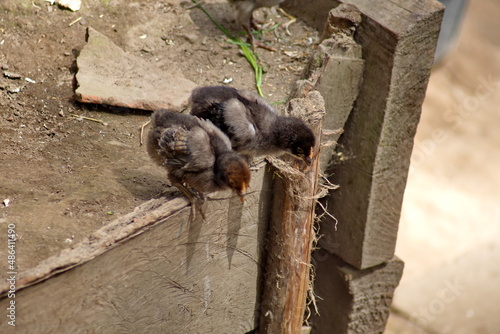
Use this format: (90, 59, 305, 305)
(0, 0, 318, 272)
(387, 0, 500, 333)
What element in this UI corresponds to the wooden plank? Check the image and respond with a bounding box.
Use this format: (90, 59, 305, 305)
(0, 197, 189, 291)
(310, 251, 404, 333)
(0, 166, 271, 333)
(259, 91, 325, 334)
(290, 0, 444, 269)
(281, 0, 333, 31)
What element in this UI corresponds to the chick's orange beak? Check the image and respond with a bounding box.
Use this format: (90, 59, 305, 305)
(238, 184, 247, 203)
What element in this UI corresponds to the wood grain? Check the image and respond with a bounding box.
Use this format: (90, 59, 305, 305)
(310, 251, 404, 333)
(289, 0, 444, 269)
(259, 91, 325, 334)
(0, 166, 272, 333)
(292, 5, 364, 173)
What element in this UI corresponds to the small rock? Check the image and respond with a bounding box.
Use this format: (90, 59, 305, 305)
(3, 199, 10, 207)
(57, 0, 81, 11)
(161, 36, 174, 45)
(59, 110, 65, 117)
(176, 33, 197, 44)
(8, 86, 22, 93)
(1, 64, 9, 70)
(4, 71, 22, 79)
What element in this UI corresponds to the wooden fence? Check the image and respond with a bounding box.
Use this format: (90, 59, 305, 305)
(0, 1, 443, 333)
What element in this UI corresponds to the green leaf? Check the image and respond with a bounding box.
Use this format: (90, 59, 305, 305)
(190, 0, 265, 96)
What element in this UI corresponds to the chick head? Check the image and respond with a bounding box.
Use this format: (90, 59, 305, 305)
(218, 153, 251, 202)
(286, 121, 316, 165)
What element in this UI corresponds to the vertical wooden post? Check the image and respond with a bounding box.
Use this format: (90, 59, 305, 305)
(320, 0, 444, 269)
(286, 0, 445, 269)
(311, 251, 404, 333)
(259, 91, 325, 334)
(292, 3, 364, 173)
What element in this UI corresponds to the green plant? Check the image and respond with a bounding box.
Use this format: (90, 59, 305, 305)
(190, 0, 265, 96)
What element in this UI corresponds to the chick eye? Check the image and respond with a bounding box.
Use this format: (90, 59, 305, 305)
(296, 147, 304, 155)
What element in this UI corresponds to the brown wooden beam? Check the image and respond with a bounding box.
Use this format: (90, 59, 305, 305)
(259, 91, 325, 334)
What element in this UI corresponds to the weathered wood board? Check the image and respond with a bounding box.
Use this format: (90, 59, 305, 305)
(0, 166, 272, 333)
(259, 91, 325, 334)
(293, 5, 364, 173)
(288, 0, 444, 270)
(310, 251, 404, 334)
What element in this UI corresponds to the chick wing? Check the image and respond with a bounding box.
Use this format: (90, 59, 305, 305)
(158, 125, 215, 173)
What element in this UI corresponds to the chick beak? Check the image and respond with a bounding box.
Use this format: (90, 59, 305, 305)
(304, 154, 313, 165)
(238, 184, 247, 203)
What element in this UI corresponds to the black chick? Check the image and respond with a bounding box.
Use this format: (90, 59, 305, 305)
(147, 109, 251, 217)
(189, 86, 315, 164)
(228, 0, 285, 50)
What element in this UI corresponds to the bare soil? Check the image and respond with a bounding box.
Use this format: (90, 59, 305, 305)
(0, 0, 318, 272)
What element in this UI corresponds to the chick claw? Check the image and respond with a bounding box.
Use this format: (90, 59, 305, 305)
(174, 182, 206, 222)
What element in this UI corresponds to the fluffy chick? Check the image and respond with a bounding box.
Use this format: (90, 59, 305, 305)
(147, 109, 251, 215)
(189, 86, 315, 164)
(228, 0, 285, 50)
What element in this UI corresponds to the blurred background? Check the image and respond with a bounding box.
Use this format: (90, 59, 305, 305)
(386, 0, 500, 333)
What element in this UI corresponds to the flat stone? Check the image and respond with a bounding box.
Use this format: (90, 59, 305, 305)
(3, 71, 22, 79)
(57, 0, 81, 12)
(74, 27, 197, 111)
